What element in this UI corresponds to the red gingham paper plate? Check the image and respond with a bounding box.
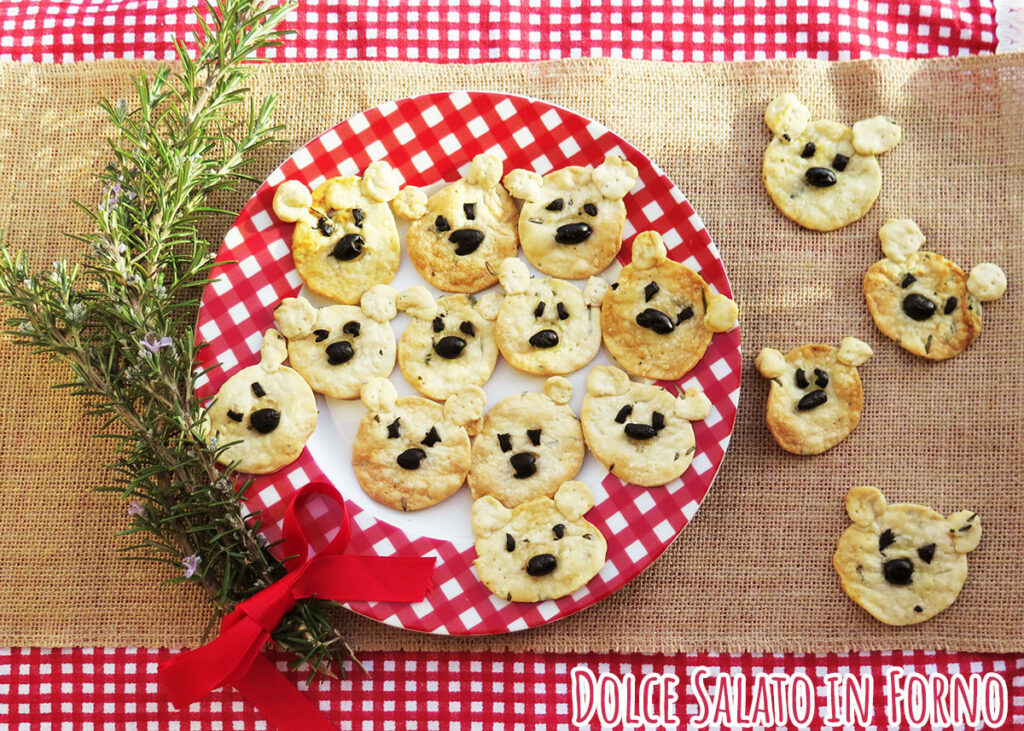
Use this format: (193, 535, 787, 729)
(194, 91, 741, 635)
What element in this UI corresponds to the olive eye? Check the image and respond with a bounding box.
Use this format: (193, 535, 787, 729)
(352, 208, 366, 227)
(463, 202, 476, 220)
(251, 382, 266, 397)
(879, 528, 896, 553)
(832, 154, 850, 171)
(432, 316, 444, 333)
(553, 524, 565, 539)
(583, 203, 598, 216)
(795, 368, 809, 389)
(533, 302, 546, 318)
(498, 433, 512, 452)
(917, 544, 936, 564)
(556, 302, 569, 320)
(527, 428, 541, 446)
(505, 533, 516, 552)
(800, 142, 816, 158)
(644, 282, 660, 302)
(813, 369, 828, 388)
(545, 199, 564, 212)
(614, 404, 633, 423)
(460, 321, 475, 337)
(435, 215, 451, 232)
(342, 321, 361, 336)
(387, 418, 401, 439)
(421, 426, 441, 447)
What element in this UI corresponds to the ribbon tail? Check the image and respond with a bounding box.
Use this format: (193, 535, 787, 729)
(233, 653, 339, 731)
(159, 618, 268, 708)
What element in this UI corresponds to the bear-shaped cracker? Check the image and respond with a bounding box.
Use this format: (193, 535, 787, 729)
(863, 218, 1007, 360)
(392, 153, 519, 293)
(271, 161, 402, 304)
(762, 93, 901, 231)
(503, 154, 638, 279)
(469, 376, 584, 508)
(273, 285, 398, 400)
(833, 486, 982, 626)
(494, 257, 607, 376)
(206, 329, 318, 474)
(351, 378, 485, 511)
(602, 230, 738, 380)
(581, 365, 712, 487)
(395, 286, 502, 401)
(472, 480, 607, 603)
(756, 336, 873, 456)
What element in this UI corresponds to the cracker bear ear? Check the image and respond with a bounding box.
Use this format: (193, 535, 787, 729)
(274, 297, 318, 340)
(878, 218, 925, 264)
(502, 168, 542, 201)
(554, 481, 595, 522)
(583, 276, 609, 307)
(443, 385, 487, 428)
(361, 160, 400, 202)
(947, 511, 982, 554)
(675, 387, 712, 422)
(360, 284, 398, 322)
(845, 486, 887, 527)
(497, 257, 530, 295)
(703, 291, 739, 333)
(272, 180, 313, 223)
(631, 231, 668, 271)
(259, 329, 289, 373)
(755, 347, 787, 379)
(764, 93, 810, 139)
(837, 337, 874, 367)
(471, 495, 512, 538)
(592, 154, 639, 200)
(475, 292, 503, 321)
(543, 376, 573, 406)
(360, 377, 398, 414)
(392, 186, 429, 220)
(466, 153, 503, 189)
(396, 286, 438, 320)
(586, 364, 630, 397)
(967, 262, 1008, 303)
(852, 115, 902, 156)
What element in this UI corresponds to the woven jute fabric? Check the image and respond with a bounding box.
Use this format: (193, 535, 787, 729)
(0, 53, 1021, 653)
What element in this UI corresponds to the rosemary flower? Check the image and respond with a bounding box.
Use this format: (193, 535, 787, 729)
(139, 333, 173, 354)
(182, 554, 202, 578)
(127, 501, 147, 518)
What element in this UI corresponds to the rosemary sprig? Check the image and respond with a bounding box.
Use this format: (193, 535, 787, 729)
(0, 0, 354, 680)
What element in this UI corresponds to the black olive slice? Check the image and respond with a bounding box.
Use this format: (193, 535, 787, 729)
(250, 408, 280, 434)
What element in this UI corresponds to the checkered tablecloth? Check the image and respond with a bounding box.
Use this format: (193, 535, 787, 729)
(1, 1, 1020, 729)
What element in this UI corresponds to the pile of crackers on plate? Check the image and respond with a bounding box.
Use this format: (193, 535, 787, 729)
(205, 93, 1005, 616)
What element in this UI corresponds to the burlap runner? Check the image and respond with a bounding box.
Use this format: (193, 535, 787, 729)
(0, 53, 1021, 653)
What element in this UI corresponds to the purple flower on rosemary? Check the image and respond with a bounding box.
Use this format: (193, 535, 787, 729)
(182, 554, 202, 578)
(126, 501, 147, 518)
(140, 333, 173, 354)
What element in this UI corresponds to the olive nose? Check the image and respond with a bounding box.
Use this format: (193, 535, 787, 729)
(396, 448, 426, 471)
(883, 558, 914, 585)
(526, 553, 557, 576)
(330, 233, 364, 260)
(554, 222, 592, 244)
(449, 228, 484, 256)
(635, 308, 675, 335)
(325, 340, 355, 365)
(433, 335, 466, 359)
(528, 329, 559, 349)
(509, 452, 537, 479)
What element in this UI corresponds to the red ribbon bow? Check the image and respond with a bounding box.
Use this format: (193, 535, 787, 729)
(158, 481, 434, 731)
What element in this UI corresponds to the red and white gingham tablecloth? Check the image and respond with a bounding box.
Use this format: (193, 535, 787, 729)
(1, 1, 1021, 729)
